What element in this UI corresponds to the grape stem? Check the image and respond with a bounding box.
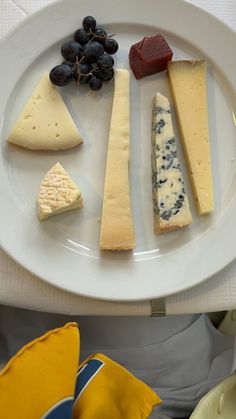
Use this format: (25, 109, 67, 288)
(74, 56, 84, 84)
(89, 28, 116, 41)
(74, 56, 93, 85)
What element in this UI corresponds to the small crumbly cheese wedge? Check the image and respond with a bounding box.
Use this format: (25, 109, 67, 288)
(100, 69, 135, 250)
(152, 93, 192, 234)
(8, 73, 83, 151)
(168, 60, 214, 215)
(37, 162, 83, 220)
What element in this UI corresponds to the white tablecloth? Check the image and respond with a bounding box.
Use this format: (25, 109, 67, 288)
(1, 0, 236, 315)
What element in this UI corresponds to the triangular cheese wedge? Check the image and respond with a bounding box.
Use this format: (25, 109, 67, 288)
(100, 69, 136, 250)
(168, 60, 214, 215)
(37, 162, 83, 220)
(8, 73, 83, 150)
(152, 93, 192, 233)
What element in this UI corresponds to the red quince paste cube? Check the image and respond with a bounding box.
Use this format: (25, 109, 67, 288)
(129, 34, 173, 79)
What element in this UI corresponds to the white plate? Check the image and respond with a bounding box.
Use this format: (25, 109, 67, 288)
(0, 0, 236, 301)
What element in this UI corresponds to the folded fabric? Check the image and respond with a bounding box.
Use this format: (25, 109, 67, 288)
(0, 322, 80, 419)
(0, 321, 160, 419)
(78, 315, 235, 418)
(190, 372, 236, 419)
(73, 353, 161, 419)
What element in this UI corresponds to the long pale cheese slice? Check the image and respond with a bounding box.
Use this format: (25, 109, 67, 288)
(152, 93, 192, 233)
(8, 73, 83, 151)
(100, 69, 135, 250)
(168, 60, 214, 215)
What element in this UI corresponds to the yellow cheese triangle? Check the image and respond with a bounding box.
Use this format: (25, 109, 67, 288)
(100, 69, 136, 250)
(8, 73, 83, 150)
(37, 162, 83, 220)
(168, 60, 214, 215)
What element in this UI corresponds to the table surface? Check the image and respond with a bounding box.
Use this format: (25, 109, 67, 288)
(1, 0, 236, 315)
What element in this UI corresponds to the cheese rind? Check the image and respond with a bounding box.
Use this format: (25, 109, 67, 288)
(100, 69, 135, 250)
(8, 73, 83, 151)
(152, 93, 192, 233)
(37, 162, 83, 220)
(168, 60, 214, 215)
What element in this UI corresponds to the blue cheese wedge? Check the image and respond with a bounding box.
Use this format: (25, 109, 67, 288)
(8, 73, 83, 151)
(100, 69, 135, 250)
(152, 93, 192, 233)
(37, 162, 83, 220)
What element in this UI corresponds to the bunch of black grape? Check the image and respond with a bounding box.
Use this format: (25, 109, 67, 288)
(49, 16, 118, 91)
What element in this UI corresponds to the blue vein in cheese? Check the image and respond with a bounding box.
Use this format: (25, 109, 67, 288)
(151, 93, 192, 233)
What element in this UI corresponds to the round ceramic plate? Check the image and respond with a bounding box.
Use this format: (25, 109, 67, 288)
(0, 0, 236, 301)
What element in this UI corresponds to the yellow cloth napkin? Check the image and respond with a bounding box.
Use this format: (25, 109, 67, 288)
(0, 323, 160, 419)
(0, 322, 79, 419)
(73, 353, 161, 419)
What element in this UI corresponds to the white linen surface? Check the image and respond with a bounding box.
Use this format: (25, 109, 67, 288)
(0, 0, 236, 315)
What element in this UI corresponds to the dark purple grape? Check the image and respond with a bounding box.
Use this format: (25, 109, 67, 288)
(74, 28, 90, 45)
(83, 41, 104, 63)
(97, 54, 114, 71)
(102, 68, 114, 81)
(92, 66, 114, 81)
(104, 38, 119, 54)
(89, 76, 103, 91)
(94, 28, 107, 37)
(79, 62, 92, 74)
(61, 41, 82, 62)
(62, 60, 74, 67)
(93, 28, 107, 44)
(49, 64, 72, 86)
(82, 16, 96, 32)
(92, 67, 104, 79)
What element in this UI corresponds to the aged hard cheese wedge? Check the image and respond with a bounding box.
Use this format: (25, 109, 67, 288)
(8, 73, 83, 151)
(37, 162, 83, 220)
(152, 93, 192, 233)
(168, 60, 214, 215)
(100, 69, 135, 250)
